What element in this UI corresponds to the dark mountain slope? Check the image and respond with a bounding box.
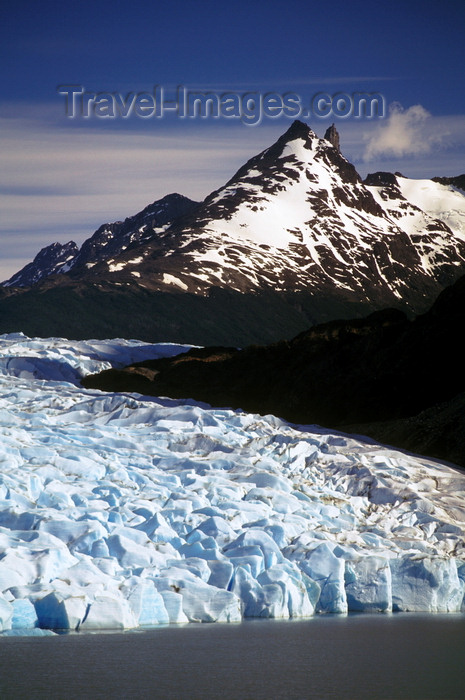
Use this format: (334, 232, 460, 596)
(82, 273, 465, 467)
(0, 283, 345, 346)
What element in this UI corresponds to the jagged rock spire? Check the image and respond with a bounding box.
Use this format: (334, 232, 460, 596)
(324, 123, 340, 151)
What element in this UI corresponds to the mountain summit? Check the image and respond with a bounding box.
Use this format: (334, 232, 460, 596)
(1, 121, 465, 344)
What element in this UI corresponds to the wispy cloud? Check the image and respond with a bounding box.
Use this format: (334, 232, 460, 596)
(0, 112, 279, 279)
(178, 76, 399, 90)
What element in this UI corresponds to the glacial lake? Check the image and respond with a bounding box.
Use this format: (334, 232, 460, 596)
(1, 614, 465, 699)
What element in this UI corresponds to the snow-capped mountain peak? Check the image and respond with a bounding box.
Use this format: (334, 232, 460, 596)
(69, 192, 200, 273)
(125, 120, 463, 306)
(2, 121, 465, 343)
(3, 241, 79, 288)
(2, 193, 200, 287)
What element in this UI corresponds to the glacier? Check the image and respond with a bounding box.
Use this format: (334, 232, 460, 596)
(0, 333, 464, 633)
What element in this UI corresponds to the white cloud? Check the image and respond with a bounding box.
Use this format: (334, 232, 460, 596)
(363, 103, 447, 161)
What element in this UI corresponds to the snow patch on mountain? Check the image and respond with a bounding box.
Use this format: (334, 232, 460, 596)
(2, 242, 79, 288)
(397, 176, 465, 240)
(162, 274, 188, 290)
(365, 173, 465, 277)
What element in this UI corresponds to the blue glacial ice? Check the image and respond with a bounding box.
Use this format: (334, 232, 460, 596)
(0, 333, 464, 632)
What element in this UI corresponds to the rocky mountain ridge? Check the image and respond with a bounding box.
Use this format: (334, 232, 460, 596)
(3, 193, 200, 288)
(1, 121, 465, 345)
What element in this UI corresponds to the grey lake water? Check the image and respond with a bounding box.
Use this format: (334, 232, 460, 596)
(1, 614, 464, 700)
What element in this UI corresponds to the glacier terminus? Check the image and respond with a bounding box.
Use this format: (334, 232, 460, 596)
(0, 334, 464, 633)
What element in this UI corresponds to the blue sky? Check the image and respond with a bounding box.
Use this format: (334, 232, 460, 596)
(1, 0, 464, 280)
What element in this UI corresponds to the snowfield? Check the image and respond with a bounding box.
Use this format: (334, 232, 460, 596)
(0, 334, 464, 633)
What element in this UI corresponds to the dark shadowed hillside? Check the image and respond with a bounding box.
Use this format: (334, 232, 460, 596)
(82, 274, 465, 467)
